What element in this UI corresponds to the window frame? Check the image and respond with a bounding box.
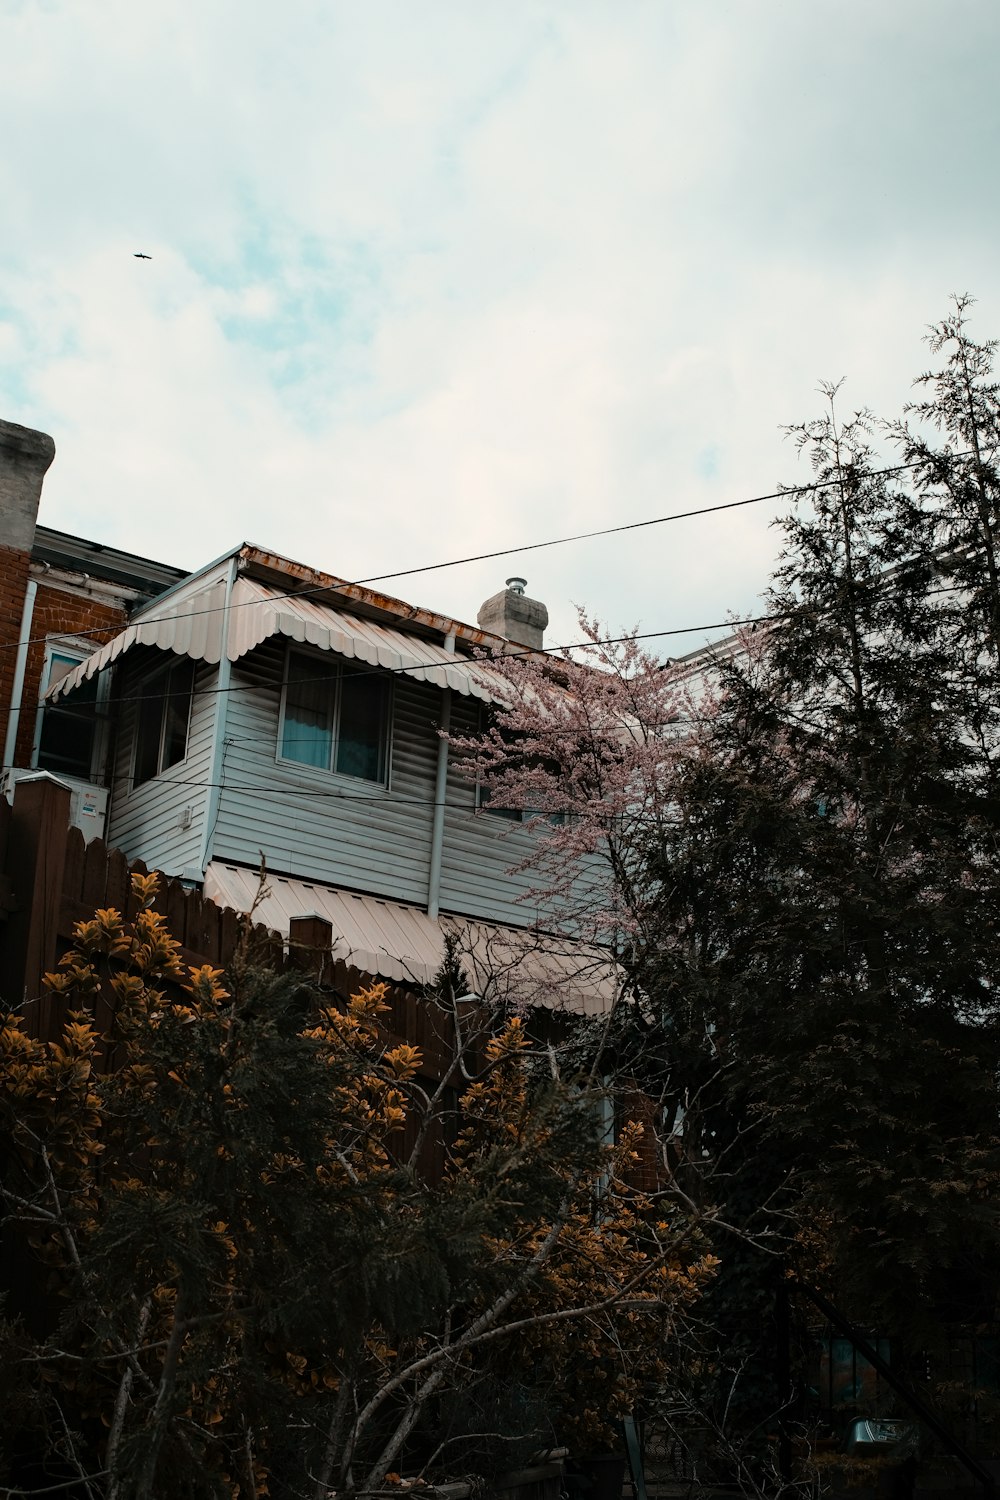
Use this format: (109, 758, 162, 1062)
(130, 656, 196, 790)
(32, 637, 111, 783)
(276, 647, 393, 792)
(474, 710, 566, 827)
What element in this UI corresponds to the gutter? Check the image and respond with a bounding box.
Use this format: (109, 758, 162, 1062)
(426, 632, 455, 919)
(198, 553, 240, 877)
(3, 579, 37, 769)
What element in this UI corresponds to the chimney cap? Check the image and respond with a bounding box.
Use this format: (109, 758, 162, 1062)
(477, 578, 548, 650)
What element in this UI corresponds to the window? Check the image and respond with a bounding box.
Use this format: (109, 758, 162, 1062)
(34, 644, 107, 781)
(279, 651, 390, 785)
(134, 658, 195, 786)
(476, 716, 565, 825)
(480, 779, 566, 823)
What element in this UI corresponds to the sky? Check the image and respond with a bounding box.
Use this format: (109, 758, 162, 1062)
(2, 0, 999, 652)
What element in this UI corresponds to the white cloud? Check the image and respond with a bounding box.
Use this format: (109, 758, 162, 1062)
(1, 0, 999, 649)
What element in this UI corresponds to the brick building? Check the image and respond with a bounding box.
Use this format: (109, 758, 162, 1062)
(0, 418, 185, 806)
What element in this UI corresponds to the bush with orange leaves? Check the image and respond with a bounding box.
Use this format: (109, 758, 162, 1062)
(0, 874, 715, 1499)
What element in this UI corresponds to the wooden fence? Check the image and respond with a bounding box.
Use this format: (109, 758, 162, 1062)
(0, 772, 470, 1091)
(0, 772, 663, 1192)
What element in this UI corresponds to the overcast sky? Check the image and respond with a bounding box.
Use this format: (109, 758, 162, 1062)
(2, 0, 998, 650)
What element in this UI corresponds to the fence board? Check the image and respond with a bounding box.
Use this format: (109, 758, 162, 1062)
(80, 836, 110, 913)
(185, 888, 221, 964)
(164, 878, 191, 949)
(218, 905, 241, 969)
(2, 778, 72, 1019)
(0, 796, 12, 921)
(105, 846, 130, 916)
(250, 924, 284, 972)
(63, 826, 86, 902)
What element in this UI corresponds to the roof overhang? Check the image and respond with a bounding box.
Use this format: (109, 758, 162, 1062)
(204, 863, 618, 1017)
(227, 578, 502, 701)
(47, 564, 504, 705)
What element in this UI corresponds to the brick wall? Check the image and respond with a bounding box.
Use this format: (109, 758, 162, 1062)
(9, 581, 127, 769)
(0, 417, 56, 766)
(619, 1082, 662, 1192)
(0, 542, 34, 763)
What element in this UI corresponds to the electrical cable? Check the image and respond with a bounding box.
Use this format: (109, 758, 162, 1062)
(28, 581, 977, 819)
(94, 768, 657, 819)
(25, 580, 969, 718)
(0, 451, 963, 658)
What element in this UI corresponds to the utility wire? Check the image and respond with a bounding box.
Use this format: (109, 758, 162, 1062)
(27, 578, 977, 826)
(29, 581, 968, 718)
(37, 614, 756, 715)
(0, 453, 957, 659)
(93, 768, 632, 817)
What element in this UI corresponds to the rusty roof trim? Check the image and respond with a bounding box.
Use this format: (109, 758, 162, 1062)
(237, 543, 539, 659)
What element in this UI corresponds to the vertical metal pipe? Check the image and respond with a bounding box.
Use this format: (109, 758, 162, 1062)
(198, 554, 239, 877)
(4, 578, 37, 769)
(426, 633, 455, 919)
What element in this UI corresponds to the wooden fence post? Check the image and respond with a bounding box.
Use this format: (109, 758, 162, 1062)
(288, 913, 334, 984)
(0, 773, 72, 1026)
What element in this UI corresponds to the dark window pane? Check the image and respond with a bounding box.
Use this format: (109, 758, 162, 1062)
(282, 654, 334, 768)
(336, 668, 387, 782)
(133, 659, 194, 786)
(480, 785, 524, 821)
(162, 661, 194, 769)
(977, 1338, 1000, 1393)
(37, 707, 95, 778)
(134, 689, 163, 786)
(37, 667, 99, 779)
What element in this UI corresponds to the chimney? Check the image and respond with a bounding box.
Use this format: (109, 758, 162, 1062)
(0, 419, 56, 770)
(477, 576, 548, 651)
(0, 418, 56, 554)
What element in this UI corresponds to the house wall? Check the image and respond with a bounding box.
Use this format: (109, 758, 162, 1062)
(438, 693, 553, 926)
(12, 582, 127, 770)
(105, 649, 216, 877)
(0, 419, 55, 763)
(207, 642, 546, 926)
(0, 542, 33, 758)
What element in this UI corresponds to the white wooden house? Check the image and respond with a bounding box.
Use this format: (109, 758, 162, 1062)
(47, 543, 612, 1013)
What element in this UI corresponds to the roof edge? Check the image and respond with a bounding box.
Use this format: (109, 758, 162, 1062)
(238, 543, 540, 658)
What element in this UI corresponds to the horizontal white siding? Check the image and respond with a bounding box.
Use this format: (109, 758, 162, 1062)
(106, 650, 215, 876)
(210, 645, 546, 924)
(438, 695, 548, 927)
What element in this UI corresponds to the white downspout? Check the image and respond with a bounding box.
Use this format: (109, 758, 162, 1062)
(198, 554, 239, 878)
(426, 632, 455, 919)
(3, 579, 37, 769)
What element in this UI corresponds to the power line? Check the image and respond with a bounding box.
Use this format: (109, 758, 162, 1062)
(0, 453, 951, 659)
(17, 577, 979, 816)
(346, 474, 886, 588)
(26, 581, 967, 719)
(36, 614, 757, 715)
(93, 767, 653, 819)
(328, 453, 980, 589)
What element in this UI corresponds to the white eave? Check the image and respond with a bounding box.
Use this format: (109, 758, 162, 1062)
(204, 863, 618, 1016)
(46, 566, 502, 705)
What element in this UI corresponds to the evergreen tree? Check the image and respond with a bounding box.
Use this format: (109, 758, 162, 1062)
(462, 301, 1000, 1461)
(652, 376, 1000, 1326)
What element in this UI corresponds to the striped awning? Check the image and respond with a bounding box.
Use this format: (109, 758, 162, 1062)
(203, 862, 617, 1016)
(47, 571, 502, 705)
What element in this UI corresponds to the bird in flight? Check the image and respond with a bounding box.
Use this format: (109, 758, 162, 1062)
(133, 252, 152, 259)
